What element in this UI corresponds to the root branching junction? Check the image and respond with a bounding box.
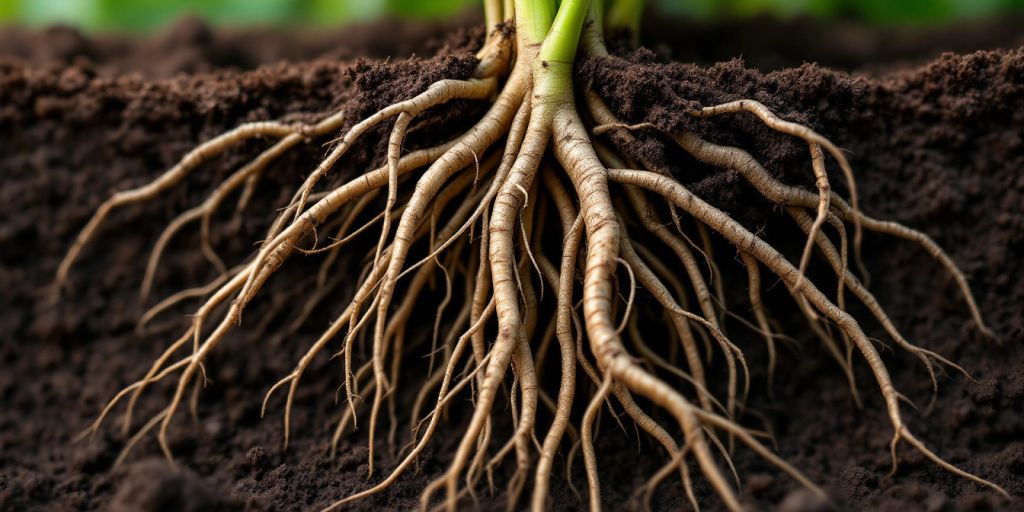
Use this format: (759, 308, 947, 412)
(58, 1, 1007, 510)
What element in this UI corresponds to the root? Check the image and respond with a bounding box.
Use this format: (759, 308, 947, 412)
(610, 167, 1007, 499)
(693, 99, 861, 285)
(64, 4, 1008, 510)
(53, 121, 303, 300)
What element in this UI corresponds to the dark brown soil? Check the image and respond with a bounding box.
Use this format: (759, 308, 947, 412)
(2, 12, 1023, 78)
(1, 15, 1023, 512)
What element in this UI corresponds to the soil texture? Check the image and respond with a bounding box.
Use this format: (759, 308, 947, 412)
(1, 14, 1023, 512)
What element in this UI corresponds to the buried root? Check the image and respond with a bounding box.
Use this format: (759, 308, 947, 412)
(57, 1, 1008, 510)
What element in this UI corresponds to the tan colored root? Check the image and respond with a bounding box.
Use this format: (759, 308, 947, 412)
(292, 77, 498, 220)
(530, 217, 670, 504)
(68, 22, 1008, 510)
(364, 173, 493, 474)
(787, 207, 973, 408)
(397, 89, 533, 285)
(364, 169, 499, 473)
(124, 262, 252, 433)
(322, 160, 478, 455)
(619, 219, 750, 417)
(589, 122, 721, 364)
(581, 375, 613, 512)
(261, 294, 360, 449)
(634, 445, 698, 512)
(825, 212, 850, 310)
(739, 253, 779, 392)
(787, 280, 864, 408)
(694, 222, 728, 328)
(693, 98, 861, 277)
(669, 128, 993, 340)
(609, 167, 1008, 498)
(330, 361, 376, 455)
(246, 140, 460, 323)
(566, 138, 744, 512)
(498, 201, 542, 511)
(627, 312, 728, 418)
(92, 141, 458, 467)
(422, 68, 539, 511)
(410, 287, 471, 433)
(242, 82, 500, 311)
(366, 257, 444, 471)
(629, 239, 717, 369)
(558, 106, 757, 511)
(588, 95, 726, 332)
(622, 191, 716, 413)
(625, 185, 722, 343)
(78, 354, 191, 443)
(54, 120, 303, 298)
(315, 190, 382, 287)
(794, 143, 831, 291)
(368, 82, 529, 482)
(136, 263, 244, 332)
(529, 168, 581, 510)
(376, 112, 415, 268)
(322, 303, 495, 511)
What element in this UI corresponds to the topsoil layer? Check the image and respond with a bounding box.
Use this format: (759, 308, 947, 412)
(1, 14, 1023, 512)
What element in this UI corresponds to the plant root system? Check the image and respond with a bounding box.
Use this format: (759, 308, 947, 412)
(51, 3, 1013, 511)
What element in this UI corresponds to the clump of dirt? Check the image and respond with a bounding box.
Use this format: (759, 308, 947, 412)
(1, 15, 1022, 512)
(108, 459, 237, 512)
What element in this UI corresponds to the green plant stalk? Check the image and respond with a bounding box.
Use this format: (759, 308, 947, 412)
(520, 0, 591, 106)
(540, 0, 591, 65)
(483, 0, 503, 29)
(517, 0, 557, 46)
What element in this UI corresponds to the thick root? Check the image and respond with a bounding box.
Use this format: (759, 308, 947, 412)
(64, 8, 1008, 511)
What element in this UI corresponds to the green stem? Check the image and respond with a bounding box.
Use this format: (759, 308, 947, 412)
(539, 0, 592, 65)
(516, 0, 557, 46)
(483, 0, 503, 31)
(513, 0, 591, 105)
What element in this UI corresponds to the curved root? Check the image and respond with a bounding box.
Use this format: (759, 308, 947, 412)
(63, 6, 1008, 512)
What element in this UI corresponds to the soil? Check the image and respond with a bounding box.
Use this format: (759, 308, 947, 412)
(1, 13, 1023, 512)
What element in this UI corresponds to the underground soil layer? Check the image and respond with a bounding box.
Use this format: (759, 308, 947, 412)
(1, 15, 1023, 512)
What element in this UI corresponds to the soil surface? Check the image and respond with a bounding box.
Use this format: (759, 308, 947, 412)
(2, 14, 1023, 512)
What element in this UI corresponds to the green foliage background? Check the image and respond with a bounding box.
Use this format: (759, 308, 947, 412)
(1, 0, 1023, 31)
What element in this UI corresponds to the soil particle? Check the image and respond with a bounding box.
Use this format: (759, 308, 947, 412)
(108, 459, 237, 512)
(1, 15, 1023, 512)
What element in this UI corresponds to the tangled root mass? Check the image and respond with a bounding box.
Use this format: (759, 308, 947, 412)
(56, 3, 1007, 511)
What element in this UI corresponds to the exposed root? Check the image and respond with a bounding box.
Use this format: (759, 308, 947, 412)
(609, 167, 1007, 499)
(63, 4, 1007, 511)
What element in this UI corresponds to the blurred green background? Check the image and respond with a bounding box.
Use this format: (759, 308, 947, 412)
(1, 0, 1023, 32)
